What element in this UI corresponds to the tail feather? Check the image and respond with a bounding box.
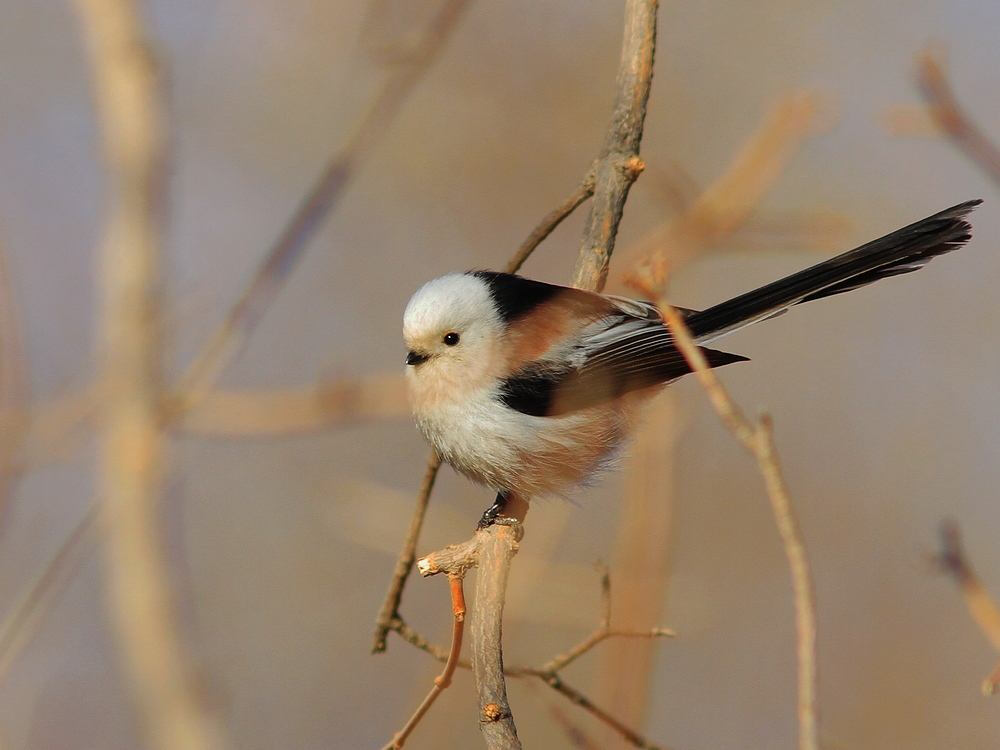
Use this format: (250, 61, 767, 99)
(687, 199, 981, 342)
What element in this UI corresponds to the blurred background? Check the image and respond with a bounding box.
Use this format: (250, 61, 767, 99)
(0, 0, 998, 748)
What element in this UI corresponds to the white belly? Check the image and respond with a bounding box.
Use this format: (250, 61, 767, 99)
(414, 386, 631, 499)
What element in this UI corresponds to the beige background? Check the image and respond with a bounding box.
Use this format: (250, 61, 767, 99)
(0, 0, 998, 748)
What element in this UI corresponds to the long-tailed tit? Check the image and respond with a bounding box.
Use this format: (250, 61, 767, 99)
(403, 200, 980, 526)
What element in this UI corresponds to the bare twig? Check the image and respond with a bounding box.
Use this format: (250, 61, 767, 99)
(168, 0, 471, 417)
(384, 576, 467, 749)
(916, 47, 1000, 185)
(73, 0, 224, 748)
(505, 175, 597, 274)
(936, 521, 1000, 695)
(572, 0, 659, 292)
(408, 566, 673, 749)
(373, 454, 443, 653)
(661, 303, 819, 750)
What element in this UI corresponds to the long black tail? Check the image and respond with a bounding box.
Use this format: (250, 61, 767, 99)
(686, 199, 981, 342)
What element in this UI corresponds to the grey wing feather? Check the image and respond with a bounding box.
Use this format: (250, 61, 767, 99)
(540, 302, 747, 415)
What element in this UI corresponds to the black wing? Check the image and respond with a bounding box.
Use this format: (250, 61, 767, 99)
(498, 307, 747, 417)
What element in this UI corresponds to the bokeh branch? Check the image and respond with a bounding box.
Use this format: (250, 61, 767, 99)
(916, 48, 1000, 185)
(73, 0, 224, 748)
(936, 521, 1000, 695)
(660, 304, 819, 750)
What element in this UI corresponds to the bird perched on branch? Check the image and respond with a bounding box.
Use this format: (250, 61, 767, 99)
(403, 200, 980, 527)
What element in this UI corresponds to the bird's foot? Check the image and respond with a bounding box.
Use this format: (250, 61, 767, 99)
(477, 492, 509, 530)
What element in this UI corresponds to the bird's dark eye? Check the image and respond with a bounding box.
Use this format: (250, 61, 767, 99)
(443, 332, 460, 346)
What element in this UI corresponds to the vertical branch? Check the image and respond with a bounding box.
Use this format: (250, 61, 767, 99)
(573, 0, 658, 292)
(74, 1, 224, 748)
(470, 524, 523, 750)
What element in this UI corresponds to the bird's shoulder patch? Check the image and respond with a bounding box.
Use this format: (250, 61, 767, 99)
(469, 271, 564, 322)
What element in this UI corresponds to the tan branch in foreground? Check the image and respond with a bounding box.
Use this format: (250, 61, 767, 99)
(384, 576, 467, 749)
(661, 303, 819, 750)
(936, 521, 1000, 695)
(73, 0, 224, 748)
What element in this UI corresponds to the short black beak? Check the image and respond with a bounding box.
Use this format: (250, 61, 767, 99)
(406, 350, 430, 366)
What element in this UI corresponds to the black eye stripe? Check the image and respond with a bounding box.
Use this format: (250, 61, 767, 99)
(443, 332, 460, 346)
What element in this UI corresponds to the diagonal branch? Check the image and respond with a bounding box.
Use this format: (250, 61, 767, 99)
(383, 576, 467, 749)
(936, 520, 1000, 695)
(660, 303, 819, 750)
(916, 48, 1000, 186)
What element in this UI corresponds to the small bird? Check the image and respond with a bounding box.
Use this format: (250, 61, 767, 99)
(403, 200, 980, 526)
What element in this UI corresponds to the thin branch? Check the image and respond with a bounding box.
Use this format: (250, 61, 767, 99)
(936, 520, 1000, 695)
(373, 453, 442, 653)
(572, 0, 658, 292)
(167, 0, 471, 417)
(504, 175, 597, 274)
(916, 47, 1000, 185)
(412, 564, 674, 749)
(73, 0, 224, 748)
(0, 507, 97, 680)
(661, 303, 819, 750)
(384, 576, 467, 749)
(538, 674, 669, 750)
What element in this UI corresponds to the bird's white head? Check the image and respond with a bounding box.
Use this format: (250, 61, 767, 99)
(402, 273, 506, 400)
